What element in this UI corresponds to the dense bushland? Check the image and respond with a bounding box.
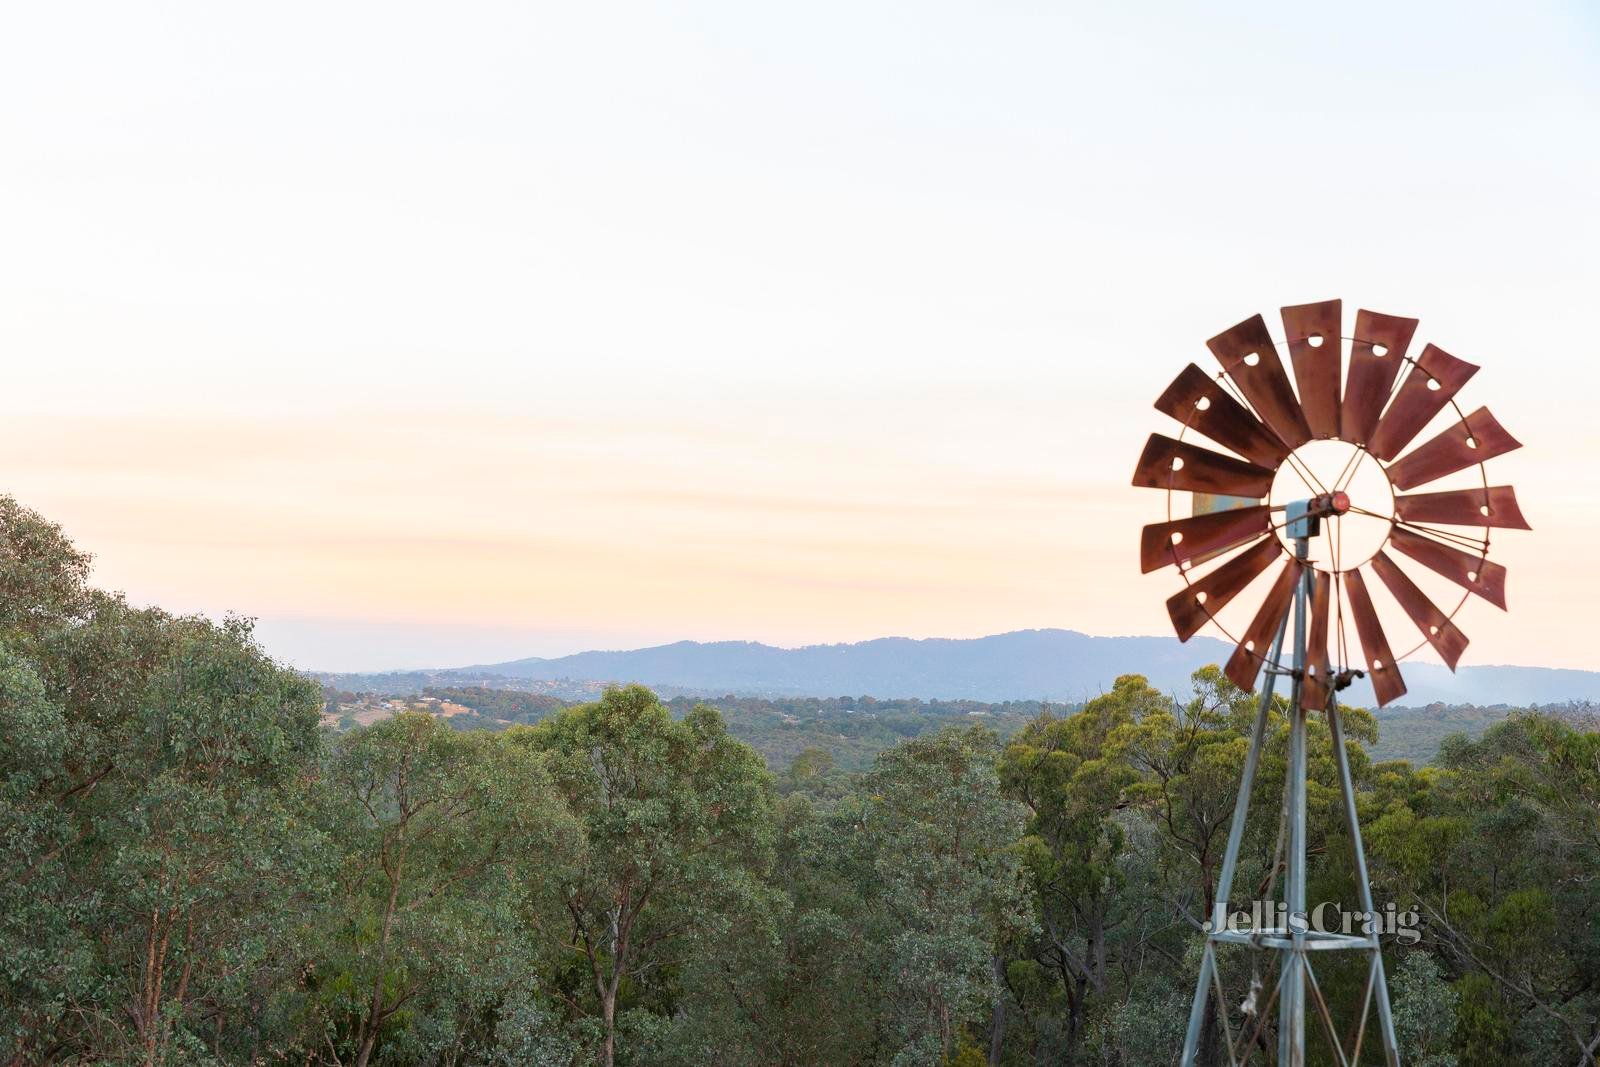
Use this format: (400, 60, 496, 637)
(1, 497, 1595, 1065)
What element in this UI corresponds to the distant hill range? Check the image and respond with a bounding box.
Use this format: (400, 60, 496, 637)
(318, 629, 1600, 709)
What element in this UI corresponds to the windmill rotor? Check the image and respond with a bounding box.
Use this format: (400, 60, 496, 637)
(1134, 298, 1529, 708)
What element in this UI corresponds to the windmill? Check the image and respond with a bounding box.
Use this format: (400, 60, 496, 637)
(1132, 300, 1529, 1066)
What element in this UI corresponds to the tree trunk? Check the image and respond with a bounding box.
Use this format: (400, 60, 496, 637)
(1197, 880, 1222, 1067)
(357, 850, 405, 1067)
(598, 987, 616, 1067)
(1064, 974, 1087, 1065)
(988, 955, 1007, 1066)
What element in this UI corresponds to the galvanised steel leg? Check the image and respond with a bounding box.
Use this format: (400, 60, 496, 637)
(1327, 698, 1402, 1066)
(1278, 538, 1310, 1067)
(1179, 603, 1292, 1066)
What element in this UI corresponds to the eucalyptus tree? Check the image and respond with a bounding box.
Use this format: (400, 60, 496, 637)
(862, 725, 1025, 1065)
(1368, 713, 1600, 1066)
(311, 712, 579, 1067)
(514, 685, 774, 1067)
(997, 676, 1151, 1062)
(0, 496, 332, 1063)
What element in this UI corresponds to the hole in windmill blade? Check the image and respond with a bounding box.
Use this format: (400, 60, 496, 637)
(1243, 352, 1260, 367)
(1427, 379, 1441, 391)
(1466, 437, 1478, 449)
(1467, 571, 1478, 582)
(1245, 641, 1255, 651)
(1195, 396, 1212, 411)
(1372, 344, 1389, 357)
(1195, 591, 1208, 603)
(1480, 505, 1491, 516)
(1170, 532, 1184, 544)
(1308, 334, 1325, 348)
(1172, 457, 1185, 470)
(1429, 625, 1439, 635)
(1373, 659, 1384, 669)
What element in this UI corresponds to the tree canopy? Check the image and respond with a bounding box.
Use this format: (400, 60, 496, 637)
(0, 494, 1593, 1065)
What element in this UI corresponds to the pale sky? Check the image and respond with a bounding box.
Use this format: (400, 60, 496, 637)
(2, 2, 1597, 672)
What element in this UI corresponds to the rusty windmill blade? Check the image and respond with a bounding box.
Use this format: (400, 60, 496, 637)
(1281, 299, 1342, 439)
(1139, 506, 1272, 573)
(1388, 525, 1508, 609)
(1341, 309, 1419, 446)
(1132, 434, 1276, 497)
(1342, 569, 1407, 705)
(1166, 536, 1285, 642)
(1206, 314, 1312, 450)
(1224, 560, 1300, 691)
(1386, 407, 1522, 491)
(1301, 570, 1332, 710)
(1368, 344, 1479, 461)
(1369, 552, 1470, 669)
(1154, 364, 1290, 468)
(1393, 486, 1530, 530)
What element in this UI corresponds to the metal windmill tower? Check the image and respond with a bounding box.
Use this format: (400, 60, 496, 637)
(1132, 300, 1529, 1066)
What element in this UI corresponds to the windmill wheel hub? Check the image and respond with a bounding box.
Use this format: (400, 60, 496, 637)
(1268, 439, 1394, 570)
(1313, 490, 1352, 516)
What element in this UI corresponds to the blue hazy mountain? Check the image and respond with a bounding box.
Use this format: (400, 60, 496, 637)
(460, 629, 1600, 707)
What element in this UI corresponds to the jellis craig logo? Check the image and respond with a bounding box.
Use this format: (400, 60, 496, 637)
(1206, 901, 1421, 945)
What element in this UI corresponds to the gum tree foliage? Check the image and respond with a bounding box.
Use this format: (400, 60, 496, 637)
(91, 613, 331, 1064)
(861, 726, 1025, 1065)
(1368, 712, 1600, 1066)
(691, 786, 888, 1065)
(513, 685, 775, 1067)
(1392, 951, 1460, 1067)
(0, 496, 329, 1063)
(997, 678, 1147, 1062)
(309, 712, 579, 1067)
(706, 725, 1026, 1067)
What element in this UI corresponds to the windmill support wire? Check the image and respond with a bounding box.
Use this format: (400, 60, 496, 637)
(1179, 503, 1401, 1067)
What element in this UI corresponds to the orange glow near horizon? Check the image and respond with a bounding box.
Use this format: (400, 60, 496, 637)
(0, 384, 1586, 674)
